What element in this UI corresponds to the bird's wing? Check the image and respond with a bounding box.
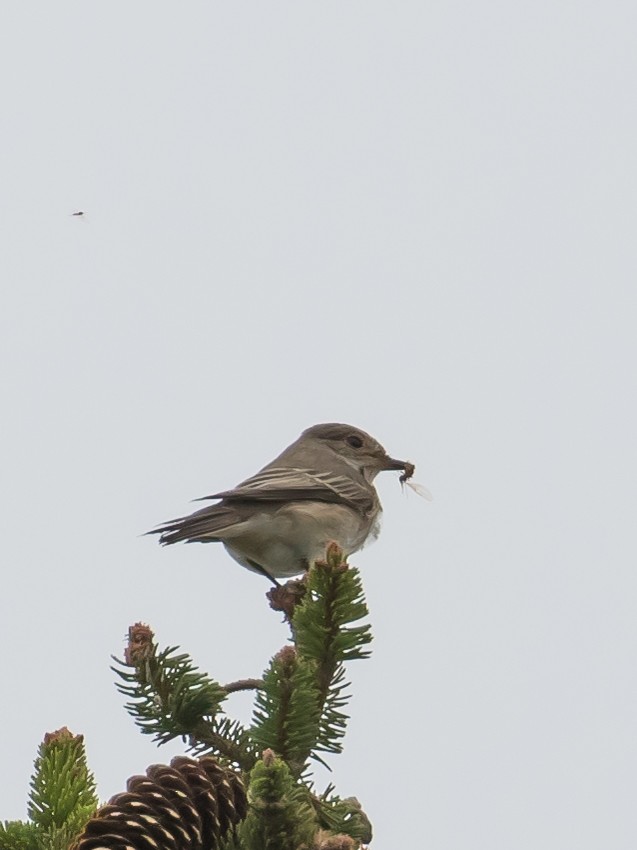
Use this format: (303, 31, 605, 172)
(199, 466, 375, 513)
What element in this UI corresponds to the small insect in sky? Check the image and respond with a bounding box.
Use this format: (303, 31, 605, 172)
(399, 462, 433, 501)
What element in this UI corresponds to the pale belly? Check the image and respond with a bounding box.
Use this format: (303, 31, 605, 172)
(220, 501, 380, 578)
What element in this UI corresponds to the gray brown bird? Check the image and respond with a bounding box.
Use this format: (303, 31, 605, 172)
(149, 423, 413, 582)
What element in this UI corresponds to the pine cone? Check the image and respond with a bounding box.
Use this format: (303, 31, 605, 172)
(72, 755, 247, 850)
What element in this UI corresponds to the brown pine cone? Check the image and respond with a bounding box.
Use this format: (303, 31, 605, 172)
(72, 755, 247, 850)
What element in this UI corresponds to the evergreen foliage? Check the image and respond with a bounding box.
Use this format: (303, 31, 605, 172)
(112, 623, 253, 769)
(311, 792, 373, 846)
(0, 728, 98, 850)
(251, 647, 322, 777)
(1, 547, 374, 849)
(293, 546, 372, 759)
(28, 729, 98, 836)
(237, 750, 315, 850)
(0, 821, 40, 850)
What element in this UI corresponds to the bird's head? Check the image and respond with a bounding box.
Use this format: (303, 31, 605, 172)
(301, 423, 412, 483)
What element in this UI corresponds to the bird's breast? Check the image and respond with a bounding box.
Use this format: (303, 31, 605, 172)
(222, 500, 380, 578)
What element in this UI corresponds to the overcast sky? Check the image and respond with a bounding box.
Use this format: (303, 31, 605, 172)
(1, 3, 636, 848)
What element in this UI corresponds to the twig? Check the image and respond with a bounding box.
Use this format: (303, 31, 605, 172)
(223, 678, 264, 693)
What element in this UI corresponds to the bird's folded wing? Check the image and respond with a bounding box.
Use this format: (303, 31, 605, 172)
(198, 467, 375, 513)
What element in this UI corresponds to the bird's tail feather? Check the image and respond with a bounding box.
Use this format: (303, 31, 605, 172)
(147, 503, 241, 546)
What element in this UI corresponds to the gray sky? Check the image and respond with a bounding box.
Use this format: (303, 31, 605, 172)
(1, 3, 636, 847)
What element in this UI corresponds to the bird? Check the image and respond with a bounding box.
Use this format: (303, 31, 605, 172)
(148, 423, 413, 582)
(71, 211, 85, 216)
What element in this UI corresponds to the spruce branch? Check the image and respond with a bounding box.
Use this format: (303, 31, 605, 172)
(222, 679, 264, 694)
(294, 545, 372, 673)
(237, 749, 316, 850)
(291, 545, 373, 762)
(27, 727, 98, 850)
(0, 821, 40, 850)
(112, 624, 253, 769)
(250, 545, 373, 782)
(313, 663, 350, 756)
(4, 547, 377, 849)
(250, 647, 322, 778)
(311, 789, 373, 846)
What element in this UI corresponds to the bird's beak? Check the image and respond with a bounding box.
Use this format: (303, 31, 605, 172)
(383, 455, 412, 473)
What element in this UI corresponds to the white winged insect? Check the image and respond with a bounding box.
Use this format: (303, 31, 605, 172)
(399, 462, 433, 501)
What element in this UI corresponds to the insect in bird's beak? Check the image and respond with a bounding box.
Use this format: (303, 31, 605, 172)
(399, 462, 433, 501)
(403, 480, 433, 500)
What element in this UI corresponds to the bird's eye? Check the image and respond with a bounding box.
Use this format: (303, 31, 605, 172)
(346, 435, 363, 449)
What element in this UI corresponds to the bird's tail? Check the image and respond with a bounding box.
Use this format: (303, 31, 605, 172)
(147, 503, 241, 545)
